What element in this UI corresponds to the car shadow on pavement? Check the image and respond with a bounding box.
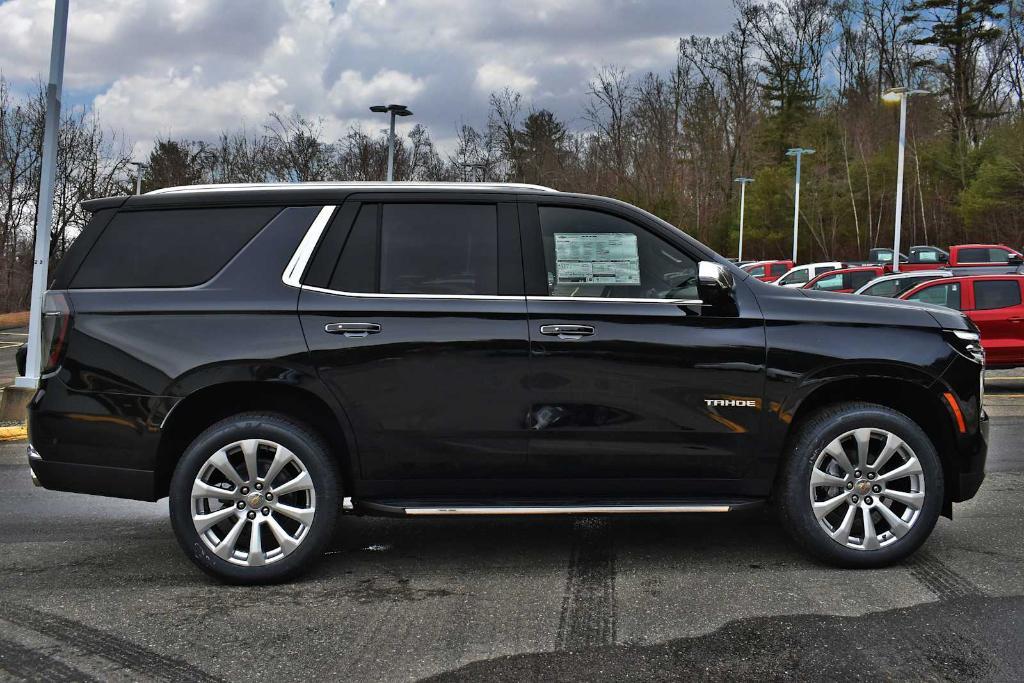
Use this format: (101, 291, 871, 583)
(421, 594, 1024, 682)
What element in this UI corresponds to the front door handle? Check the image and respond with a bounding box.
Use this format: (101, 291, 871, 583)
(325, 322, 381, 338)
(539, 324, 595, 340)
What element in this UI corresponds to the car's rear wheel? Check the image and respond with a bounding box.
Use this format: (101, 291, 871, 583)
(777, 402, 943, 568)
(169, 412, 339, 584)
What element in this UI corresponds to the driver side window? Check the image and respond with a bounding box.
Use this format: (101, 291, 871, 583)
(538, 206, 698, 300)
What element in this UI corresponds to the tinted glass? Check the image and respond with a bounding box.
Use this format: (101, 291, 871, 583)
(907, 282, 961, 310)
(848, 271, 877, 290)
(71, 207, 278, 288)
(538, 207, 698, 299)
(779, 268, 809, 285)
(810, 273, 844, 291)
(748, 265, 765, 277)
(380, 204, 498, 295)
(770, 263, 789, 276)
(861, 279, 902, 297)
(959, 247, 1010, 263)
(816, 265, 838, 275)
(328, 204, 378, 293)
(974, 280, 1021, 310)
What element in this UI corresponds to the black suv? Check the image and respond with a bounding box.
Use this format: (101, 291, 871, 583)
(25, 182, 987, 583)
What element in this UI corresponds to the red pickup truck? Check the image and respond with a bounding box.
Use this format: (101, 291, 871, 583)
(899, 244, 1023, 272)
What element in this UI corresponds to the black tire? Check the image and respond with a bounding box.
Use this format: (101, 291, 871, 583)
(169, 412, 340, 584)
(776, 401, 944, 568)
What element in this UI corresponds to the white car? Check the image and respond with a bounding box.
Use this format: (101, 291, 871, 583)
(774, 262, 845, 287)
(852, 270, 952, 297)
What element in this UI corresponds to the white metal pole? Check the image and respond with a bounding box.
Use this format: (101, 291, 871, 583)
(16, 0, 69, 390)
(738, 182, 747, 262)
(892, 94, 908, 274)
(792, 152, 801, 263)
(135, 166, 142, 195)
(386, 111, 396, 182)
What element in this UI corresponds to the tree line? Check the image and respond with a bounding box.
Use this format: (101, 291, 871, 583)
(3, 0, 1024, 313)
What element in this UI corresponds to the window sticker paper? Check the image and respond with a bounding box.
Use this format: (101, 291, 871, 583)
(554, 233, 640, 285)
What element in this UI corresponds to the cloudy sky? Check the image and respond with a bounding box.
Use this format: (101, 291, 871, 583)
(0, 0, 735, 155)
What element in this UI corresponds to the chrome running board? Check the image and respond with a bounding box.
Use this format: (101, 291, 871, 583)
(353, 499, 762, 516)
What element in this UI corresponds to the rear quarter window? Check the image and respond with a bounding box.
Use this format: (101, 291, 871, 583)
(974, 280, 1022, 310)
(71, 207, 280, 289)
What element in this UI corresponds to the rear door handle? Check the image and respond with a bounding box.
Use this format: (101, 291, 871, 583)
(539, 324, 595, 340)
(325, 322, 381, 338)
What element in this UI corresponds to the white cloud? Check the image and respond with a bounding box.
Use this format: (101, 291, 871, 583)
(328, 69, 426, 110)
(0, 0, 736, 150)
(475, 63, 538, 95)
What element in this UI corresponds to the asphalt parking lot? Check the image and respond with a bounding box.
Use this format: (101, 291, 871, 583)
(1, 375, 1023, 681)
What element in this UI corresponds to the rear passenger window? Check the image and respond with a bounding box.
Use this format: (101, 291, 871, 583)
(959, 248, 1010, 263)
(974, 280, 1021, 310)
(71, 207, 279, 288)
(849, 271, 876, 290)
(323, 203, 499, 296)
(381, 204, 498, 295)
(748, 265, 765, 277)
(770, 263, 789, 276)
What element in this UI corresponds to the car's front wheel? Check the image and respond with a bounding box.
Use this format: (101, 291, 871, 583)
(777, 402, 943, 568)
(169, 412, 340, 584)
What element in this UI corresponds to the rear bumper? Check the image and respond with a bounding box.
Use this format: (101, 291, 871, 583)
(26, 379, 170, 501)
(27, 447, 157, 500)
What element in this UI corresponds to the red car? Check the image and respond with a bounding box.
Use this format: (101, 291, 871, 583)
(803, 266, 889, 294)
(900, 243, 1023, 272)
(900, 274, 1024, 368)
(742, 259, 794, 283)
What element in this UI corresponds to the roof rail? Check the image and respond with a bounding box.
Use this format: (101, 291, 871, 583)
(146, 181, 558, 195)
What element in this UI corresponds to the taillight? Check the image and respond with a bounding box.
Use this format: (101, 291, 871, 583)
(40, 291, 72, 375)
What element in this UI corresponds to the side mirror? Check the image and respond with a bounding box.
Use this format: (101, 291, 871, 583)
(698, 261, 735, 292)
(697, 261, 737, 315)
(1009, 253, 1023, 265)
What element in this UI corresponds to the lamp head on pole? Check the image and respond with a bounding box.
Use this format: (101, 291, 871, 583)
(733, 177, 755, 184)
(786, 148, 815, 157)
(882, 86, 931, 104)
(370, 104, 413, 117)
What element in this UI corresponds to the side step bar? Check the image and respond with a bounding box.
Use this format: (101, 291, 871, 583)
(347, 498, 761, 516)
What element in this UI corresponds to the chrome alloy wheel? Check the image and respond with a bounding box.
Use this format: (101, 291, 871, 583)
(808, 428, 925, 551)
(191, 439, 316, 566)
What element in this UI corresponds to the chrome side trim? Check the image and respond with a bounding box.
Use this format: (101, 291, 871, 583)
(529, 296, 703, 306)
(302, 284, 524, 301)
(403, 504, 732, 516)
(27, 444, 41, 460)
(299, 285, 702, 305)
(282, 205, 337, 288)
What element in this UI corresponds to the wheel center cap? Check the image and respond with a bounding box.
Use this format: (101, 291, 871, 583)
(247, 492, 264, 508)
(856, 480, 872, 495)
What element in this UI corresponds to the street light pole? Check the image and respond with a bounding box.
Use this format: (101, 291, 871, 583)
(130, 162, 146, 195)
(733, 177, 754, 261)
(16, 0, 69, 390)
(882, 87, 930, 273)
(782, 148, 815, 264)
(370, 104, 414, 182)
(786, 148, 815, 263)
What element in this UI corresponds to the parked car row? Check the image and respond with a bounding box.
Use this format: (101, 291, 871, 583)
(740, 247, 1024, 367)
